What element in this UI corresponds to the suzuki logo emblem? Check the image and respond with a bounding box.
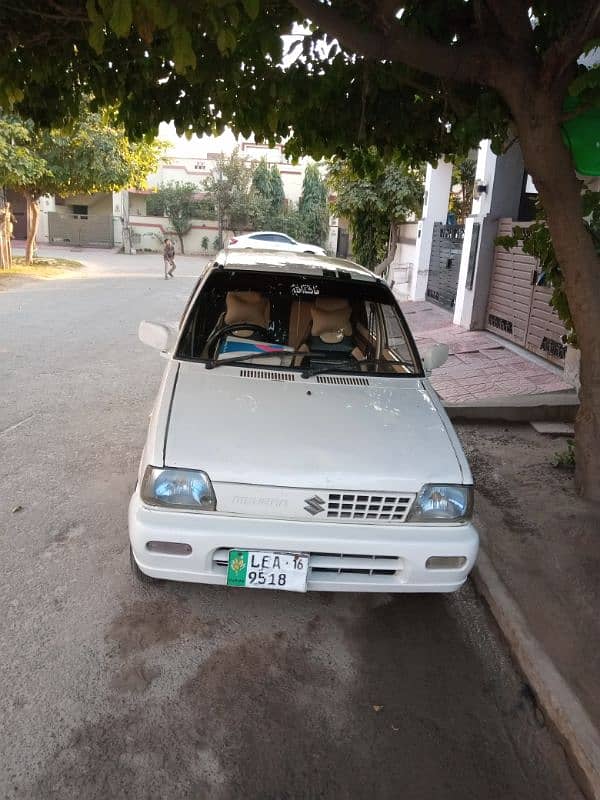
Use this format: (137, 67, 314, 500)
(304, 495, 325, 515)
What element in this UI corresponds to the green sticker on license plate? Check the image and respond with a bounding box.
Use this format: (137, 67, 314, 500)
(227, 550, 309, 592)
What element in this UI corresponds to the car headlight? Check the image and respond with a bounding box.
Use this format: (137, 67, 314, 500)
(141, 467, 216, 511)
(407, 484, 473, 523)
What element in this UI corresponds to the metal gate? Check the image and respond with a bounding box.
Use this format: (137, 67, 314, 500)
(486, 219, 567, 366)
(48, 212, 113, 247)
(426, 223, 465, 310)
(336, 229, 349, 258)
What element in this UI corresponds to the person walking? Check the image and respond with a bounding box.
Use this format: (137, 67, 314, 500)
(163, 238, 176, 279)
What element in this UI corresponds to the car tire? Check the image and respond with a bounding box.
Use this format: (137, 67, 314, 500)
(130, 545, 161, 585)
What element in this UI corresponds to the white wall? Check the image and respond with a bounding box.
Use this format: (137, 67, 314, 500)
(128, 215, 221, 254)
(391, 222, 418, 296)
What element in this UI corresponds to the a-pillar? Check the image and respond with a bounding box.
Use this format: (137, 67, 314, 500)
(409, 159, 453, 300)
(453, 140, 524, 328)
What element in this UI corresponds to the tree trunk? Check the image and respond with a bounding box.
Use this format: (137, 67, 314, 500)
(177, 233, 185, 255)
(25, 193, 39, 265)
(508, 87, 600, 500)
(374, 222, 399, 276)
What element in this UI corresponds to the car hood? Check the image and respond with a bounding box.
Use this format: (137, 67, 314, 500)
(164, 362, 464, 491)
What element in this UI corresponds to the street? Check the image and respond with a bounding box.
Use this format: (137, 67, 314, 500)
(0, 249, 583, 799)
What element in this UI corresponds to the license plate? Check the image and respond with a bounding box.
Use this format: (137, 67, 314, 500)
(227, 550, 309, 592)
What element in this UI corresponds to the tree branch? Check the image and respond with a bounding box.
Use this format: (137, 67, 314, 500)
(485, 0, 533, 45)
(289, 0, 491, 85)
(542, 0, 600, 82)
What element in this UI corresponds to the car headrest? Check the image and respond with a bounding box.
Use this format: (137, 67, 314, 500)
(224, 291, 270, 330)
(310, 297, 352, 340)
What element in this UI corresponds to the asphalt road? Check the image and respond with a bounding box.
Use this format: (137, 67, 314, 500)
(0, 248, 583, 800)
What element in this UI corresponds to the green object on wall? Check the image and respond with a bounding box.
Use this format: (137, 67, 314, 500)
(561, 96, 600, 176)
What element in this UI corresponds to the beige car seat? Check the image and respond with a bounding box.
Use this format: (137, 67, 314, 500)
(310, 297, 352, 344)
(223, 290, 270, 337)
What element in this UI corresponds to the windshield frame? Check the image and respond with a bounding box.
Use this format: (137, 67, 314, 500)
(174, 267, 425, 379)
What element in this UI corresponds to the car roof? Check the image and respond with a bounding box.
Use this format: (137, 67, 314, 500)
(213, 248, 379, 283)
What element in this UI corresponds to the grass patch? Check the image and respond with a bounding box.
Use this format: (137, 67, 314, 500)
(552, 438, 576, 470)
(0, 255, 83, 281)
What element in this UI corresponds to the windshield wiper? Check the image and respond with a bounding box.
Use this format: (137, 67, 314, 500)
(300, 358, 412, 379)
(205, 349, 311, 369)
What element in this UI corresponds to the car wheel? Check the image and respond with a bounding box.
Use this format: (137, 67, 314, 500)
(130, 545, 161, 585)
(303, 250, 314, 254)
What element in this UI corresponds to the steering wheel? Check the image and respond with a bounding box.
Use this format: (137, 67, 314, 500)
(205, 322, 271, 358)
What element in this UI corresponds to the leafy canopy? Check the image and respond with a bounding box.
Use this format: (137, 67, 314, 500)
(153, 181, 196, 251)
(298, 163, 329, 247)
(0, 2, 598, 172)
(0, 105, 163, 200)
(203, 149, 253, 236)
(328, 148, 423, 268)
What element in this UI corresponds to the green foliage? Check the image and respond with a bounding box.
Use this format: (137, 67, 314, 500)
(552, 439, 576, 469)
(297, 163, 328, 246)
(268, 165, 285, 213)
(497, 190, 600, 346)
(250, 157, 284, 218)
(0, 116, 46, 190)
(0, 0, 598, 174)
(204, 149, 252, 232)
(154, 182, 196, 254)
(201, 236, 209, 253)
(328, 148, 423, 269)
(449, 158, 476, 223)
(250, 158, 272, 201)
(0, 104, 162, 201)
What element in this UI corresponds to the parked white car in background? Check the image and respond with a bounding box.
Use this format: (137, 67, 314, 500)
(227, 231, 326, 256)
(131, 248, 479, 593)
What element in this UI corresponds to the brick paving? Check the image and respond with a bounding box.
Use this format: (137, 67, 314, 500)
(400, 300, 573, 403)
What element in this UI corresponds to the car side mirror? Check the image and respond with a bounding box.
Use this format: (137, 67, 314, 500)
(138, 321, 174, 354)
(422, 343, 449, 374)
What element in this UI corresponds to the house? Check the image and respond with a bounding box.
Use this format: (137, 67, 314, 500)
(28, 126, 319, 254)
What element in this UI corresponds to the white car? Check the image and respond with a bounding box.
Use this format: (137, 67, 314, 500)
(130, 249, 479, 593)
(227, 231, 326, 256)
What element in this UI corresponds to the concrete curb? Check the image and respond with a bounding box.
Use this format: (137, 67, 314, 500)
(445, 391, 579, 423)
(472, 550, 600, 800)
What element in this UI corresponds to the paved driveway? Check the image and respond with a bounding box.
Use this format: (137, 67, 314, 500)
(0, 249, 582, 799)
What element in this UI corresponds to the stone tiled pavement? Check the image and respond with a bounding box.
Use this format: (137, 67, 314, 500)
(400, 300, 573, 404)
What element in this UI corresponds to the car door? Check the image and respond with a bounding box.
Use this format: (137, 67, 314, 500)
(267, 233, 298, 251)
(247, 233, 276, 250)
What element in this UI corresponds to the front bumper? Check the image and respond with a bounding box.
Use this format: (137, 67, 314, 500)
(128, 493, 479, 593)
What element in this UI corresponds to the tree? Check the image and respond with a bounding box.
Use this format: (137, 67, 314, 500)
(268, 165, 285, 214)
(2, 2, 600, 496)
(449, 158, 477, 224)
(204, 149, 252, 246)
(298, 164, 329, 247)
(250, 158, 272, 203)
(0, 105, 161, 263)
(154, 182, 196, 254)
(249, 157, 285, 228)
(328, 149, 423, 270)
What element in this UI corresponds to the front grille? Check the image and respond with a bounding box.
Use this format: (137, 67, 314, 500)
(212, 549, 402, 577)
(315, 375, 370, 386)
(239, 369, 295, 381)
(326, 492, 413, 522)
(309, 552, 402, 576)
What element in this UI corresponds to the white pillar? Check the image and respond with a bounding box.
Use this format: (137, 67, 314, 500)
(112, 190, 126, 247)
(37, 195, 56, 243)
(453, 140, 524, 329)
(409, 159, 453, 300)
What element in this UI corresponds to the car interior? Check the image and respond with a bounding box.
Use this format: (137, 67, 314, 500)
(177, 271, 420, 375)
